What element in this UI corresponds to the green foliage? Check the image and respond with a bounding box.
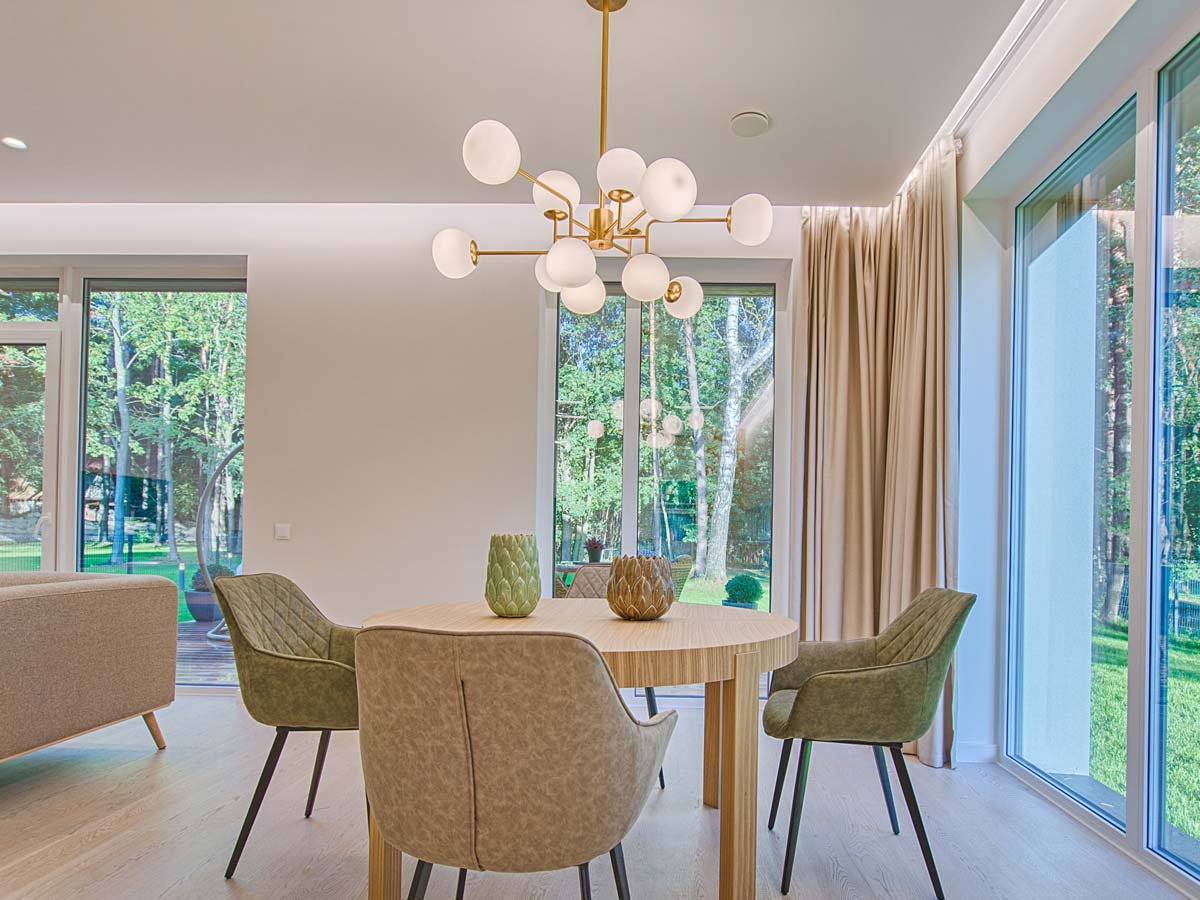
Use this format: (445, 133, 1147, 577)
(192, 563, 234, 591)
(724, 573, 763, 605)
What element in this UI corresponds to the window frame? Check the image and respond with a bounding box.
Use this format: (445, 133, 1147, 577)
(537, 257, 794, 624)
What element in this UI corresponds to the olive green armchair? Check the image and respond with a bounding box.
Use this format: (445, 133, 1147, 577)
(763, 587, 975, 899)
(212, 573, 360, 880)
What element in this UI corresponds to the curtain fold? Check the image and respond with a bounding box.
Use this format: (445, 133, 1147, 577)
(790, 136, 959, 766)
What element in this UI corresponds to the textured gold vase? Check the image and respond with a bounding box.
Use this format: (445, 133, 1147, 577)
(606, 555, 675, 621)
(484, 534, 541, 618)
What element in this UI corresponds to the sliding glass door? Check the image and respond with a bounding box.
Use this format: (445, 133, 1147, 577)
(1011, 101, 1136, 828)
(1153, 31, 1200, 877)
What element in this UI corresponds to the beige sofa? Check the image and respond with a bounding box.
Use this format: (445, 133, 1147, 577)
(0, 572, 177, 762)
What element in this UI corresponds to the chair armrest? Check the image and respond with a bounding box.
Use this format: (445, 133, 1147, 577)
(785, 658, 935, 744)
(236, 647, 359, 731)
(769, 637, 877, 694)
(327, 624, 359, 668)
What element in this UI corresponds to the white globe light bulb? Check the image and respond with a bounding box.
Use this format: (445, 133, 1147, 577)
(462, 120, 521, 185)
(561, 275, 606, 315)
(687, 410, 705, 430)
(597, 148, 646, 199)
(586, 419, 605, 440)
(665, 275, 703, 319)
(532, 170, 581, 217)
(729, 193, 774, 246)
(663, 413, 683, 436)
(621, 253, 670, 302)
(611, 399, 624, 421)
(431, 228, 477, 279)
(639, 157, 697, 222)
(546, 238, 597, 289)
(534, 255, 562, 293)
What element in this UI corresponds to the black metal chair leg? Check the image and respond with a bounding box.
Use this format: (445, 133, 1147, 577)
(305, 729, 332, 818)
(578, 861, 592, 900)
(455, 868, 468, 900)
(768, 738, 794, 830)
(610, 842, 631, 900)
(780, 738, 812, 895)
(873, 745, 900, 835)
(226, 727, 289, 879)
(889, 746, 945, 900)
(406, 859, 432, 900)
(644, 687, 665, 789)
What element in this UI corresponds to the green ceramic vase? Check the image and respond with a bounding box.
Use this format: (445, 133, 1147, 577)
(484, 533, 541, 618)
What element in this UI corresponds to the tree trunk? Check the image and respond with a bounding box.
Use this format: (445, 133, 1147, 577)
(683, 319, 708, 575)
(1100, 214, 1131, 624)
(109, 298, 132, 565)
(706, 300, 745, 583)
(161, 335, 180, 562)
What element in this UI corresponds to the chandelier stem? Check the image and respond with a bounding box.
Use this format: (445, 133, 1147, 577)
(599, 0, 610, 207)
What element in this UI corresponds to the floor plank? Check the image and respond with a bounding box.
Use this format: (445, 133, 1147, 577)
(0, 695, 1188, 900)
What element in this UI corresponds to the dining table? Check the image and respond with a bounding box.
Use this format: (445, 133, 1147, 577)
(362, 596, 798, 900)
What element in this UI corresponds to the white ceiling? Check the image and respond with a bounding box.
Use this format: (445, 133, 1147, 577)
(1, 0, 1021, 206)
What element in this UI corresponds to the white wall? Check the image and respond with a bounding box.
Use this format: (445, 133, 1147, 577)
(0, 203, 800, 626)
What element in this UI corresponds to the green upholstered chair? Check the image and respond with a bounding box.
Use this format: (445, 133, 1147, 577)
(763, 587, 975, 899)
(212, 573, 359, 880)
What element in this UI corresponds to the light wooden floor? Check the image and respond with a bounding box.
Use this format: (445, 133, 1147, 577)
(0, 695, 1188, 900)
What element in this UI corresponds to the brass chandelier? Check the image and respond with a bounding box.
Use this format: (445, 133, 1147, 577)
(431, 0, 774, 317)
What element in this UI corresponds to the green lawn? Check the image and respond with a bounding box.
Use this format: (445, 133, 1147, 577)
(1091, 622, 1200, 840)
(0, 540, 238, 623)
(677, 569, 770, 611)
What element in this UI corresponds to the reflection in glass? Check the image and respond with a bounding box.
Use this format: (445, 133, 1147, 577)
(553, 294, 624, 573)
(1155, 32, 1200, 875)
(637, 286, 774, 609)
(1011, 100, 1135, 827)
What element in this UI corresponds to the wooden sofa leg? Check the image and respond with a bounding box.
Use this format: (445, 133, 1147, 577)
(142, 712, 166, 750)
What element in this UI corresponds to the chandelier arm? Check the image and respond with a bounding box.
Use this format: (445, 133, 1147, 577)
(474, 249, 548, 257)
(518, 167, 578, 237)
(599, 0, 610, 201)
(571, 217, 592, 234)
(620, 209, 646, 233)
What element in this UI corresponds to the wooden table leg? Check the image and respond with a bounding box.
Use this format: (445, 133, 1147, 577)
(719, 651, 759, 900)
(368, 807, 403, 900)
(703, 682, 722, 808)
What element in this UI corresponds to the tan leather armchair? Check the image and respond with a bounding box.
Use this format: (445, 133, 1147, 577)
(355, 626, 676, 900)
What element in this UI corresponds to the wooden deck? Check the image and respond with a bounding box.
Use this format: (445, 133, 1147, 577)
(176, 620, 237, 685)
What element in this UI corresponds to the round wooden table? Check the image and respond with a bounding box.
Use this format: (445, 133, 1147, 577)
(362, 598, 798, 900)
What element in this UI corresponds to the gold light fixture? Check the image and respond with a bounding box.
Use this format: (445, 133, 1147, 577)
(431, 0, 774, 317)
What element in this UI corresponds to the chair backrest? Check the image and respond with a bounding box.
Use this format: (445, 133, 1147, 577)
(565, 563, 611, 599)
(212, 573, 332, 660)
(356, 627, 663, 873)
(875, 588, 975, 668)
(669, 556, 692, 597)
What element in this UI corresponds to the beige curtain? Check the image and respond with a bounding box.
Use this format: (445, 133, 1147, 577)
(789, 136, 959, 766)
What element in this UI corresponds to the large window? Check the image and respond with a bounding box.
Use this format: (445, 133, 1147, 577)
(1154, 31, 1200, 877)
(1010, 100, 1136, 827)
(80, 279, 246, 685)
(552, 282, 775, 610)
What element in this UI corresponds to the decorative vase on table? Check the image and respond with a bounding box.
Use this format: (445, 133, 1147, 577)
(606, 555, 675, 621)
(585, 537, 604, 564)
(484, 534, 541, 618)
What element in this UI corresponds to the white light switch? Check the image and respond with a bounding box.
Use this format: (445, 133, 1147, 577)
(274, 523, 291, 541)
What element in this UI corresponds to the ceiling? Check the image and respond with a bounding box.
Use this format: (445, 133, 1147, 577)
(1, 0, 1022, 206)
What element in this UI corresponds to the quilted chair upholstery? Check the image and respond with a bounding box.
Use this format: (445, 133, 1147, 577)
(762, 587, 976, 899)
(214, 573, 358, 730)
(356, 627, 675, 898)
(564, 563, 612, 600)
(669, 556, 692, 598)
(211, 574, 360, 881)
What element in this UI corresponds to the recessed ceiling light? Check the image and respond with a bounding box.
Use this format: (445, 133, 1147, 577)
(2, 137, 28, 151)
(730, 111, 771, 139)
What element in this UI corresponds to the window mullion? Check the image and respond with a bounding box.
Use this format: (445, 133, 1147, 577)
(620, 295, 640, 556)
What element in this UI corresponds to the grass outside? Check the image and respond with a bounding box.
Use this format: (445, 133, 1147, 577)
(0, 541, 238, 623)
(677, 568, 770, 611)
(1091, 621, 1200, 841)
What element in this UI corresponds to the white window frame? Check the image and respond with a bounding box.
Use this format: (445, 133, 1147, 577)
(536, 257, 795, 621)
(998, 11, 1200, 895)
